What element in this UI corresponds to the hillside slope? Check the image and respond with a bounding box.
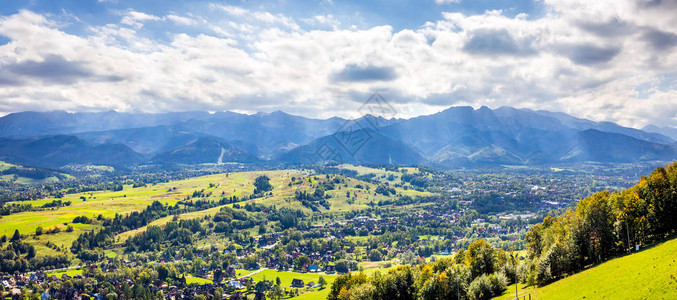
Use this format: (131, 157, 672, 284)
(500, 237, 677, 299)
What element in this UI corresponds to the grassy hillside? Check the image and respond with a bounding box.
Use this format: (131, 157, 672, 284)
(498, 237, 677, 299)
(0, 167, 431, 260)
(0, 160, 72, 184)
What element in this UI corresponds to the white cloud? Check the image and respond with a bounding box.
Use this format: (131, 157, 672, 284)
(0, 1, 676, 128)
(435, 0, 461, 4)
(301, 15, 340, 29)
(166, 15, 198, 26)
(210, 4, 249, 17)
(120, 10, 162, 29)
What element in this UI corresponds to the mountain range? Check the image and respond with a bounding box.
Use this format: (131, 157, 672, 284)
(0, 106, 675, 168)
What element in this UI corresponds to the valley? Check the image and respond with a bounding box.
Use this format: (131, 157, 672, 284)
(1, 0, 676, 298)
(0, 159, 675, 299)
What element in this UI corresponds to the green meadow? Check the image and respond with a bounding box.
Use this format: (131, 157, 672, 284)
(46, 269, 84, 278)
(248, 269, 335, 298)
(497, 236, 677, 299)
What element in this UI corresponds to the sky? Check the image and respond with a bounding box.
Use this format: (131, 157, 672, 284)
(0, 0, 676, 128)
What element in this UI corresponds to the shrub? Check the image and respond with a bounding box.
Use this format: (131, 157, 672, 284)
(467, 273, 507, 300)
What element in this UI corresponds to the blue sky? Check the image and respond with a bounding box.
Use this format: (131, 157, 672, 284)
(0, 0, 676, 128)
(0, 0, 544, 31)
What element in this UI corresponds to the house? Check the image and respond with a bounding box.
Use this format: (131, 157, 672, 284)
(308, 265, 320, 272)
(324, 265, 336, 274)
(306, 282, 316, 289)
(228, 280, 245, 290)
(291, 279, 304, 288)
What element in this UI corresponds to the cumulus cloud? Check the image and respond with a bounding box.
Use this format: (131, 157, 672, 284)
(558, 44, 621, 66)
(331, 65, 398, 82)
(643, 28, 677, 51)
(5, 55, 95, 84)
(462, 28, 536, 57)
(0, 1, 676, 128)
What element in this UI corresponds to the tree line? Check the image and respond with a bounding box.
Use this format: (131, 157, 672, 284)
(523, 161, 677, 285)
(329, 239, 512, 300)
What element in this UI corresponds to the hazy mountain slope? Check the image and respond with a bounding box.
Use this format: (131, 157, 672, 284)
(0, 110, 210, 138)
(378, 106, 676, 166)
(171, 111, 345, 157)
(642, 125, 677, 141)
(530, 109, 673, 143)
(0, 107, 675, 167)
(560, 129, 677, 162)
(0, 135, 144, 167)
(151, 136, 258, 164)
(75, 126, 202, 155)
(278, 129, 424, 165)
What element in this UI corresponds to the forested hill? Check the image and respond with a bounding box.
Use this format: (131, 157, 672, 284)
(523, 161, 677, 285)
(329, 161, 677, 299)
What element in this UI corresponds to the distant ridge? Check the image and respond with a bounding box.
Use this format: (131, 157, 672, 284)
(0, 106, 674, 168)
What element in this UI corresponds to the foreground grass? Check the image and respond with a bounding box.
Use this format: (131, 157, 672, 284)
(497, 237, 677, 299)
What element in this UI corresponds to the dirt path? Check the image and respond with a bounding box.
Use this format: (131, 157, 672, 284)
(238, 267, 267, 279)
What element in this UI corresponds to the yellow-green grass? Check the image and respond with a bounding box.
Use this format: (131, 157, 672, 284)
(1, 170, 289, 243)
(418, 235, 442, 240)
(185, 275, 213, 285)
(0, 174, 62, 184)
(344, 236, 369, 243)
(428, 254, 455, 262)
(248, 269, 335, 298)
(1, 168, 434, 259)
(115, 170, 431, 242)
(0, 162, 73, 184)
(358, 261, 400, 275)
(0, 161, 15, 171)
(295, 286, 331, 299)
(497, 237, 677, 299)
(337, 165, 422, 186)
(106, 250, 119, 258)
(116, 204, 231, 242)
(248, 269, 335, 286)
(29, 224, 95, 258)
(235, 269, 258, 278)
(47, 269, 83, 278)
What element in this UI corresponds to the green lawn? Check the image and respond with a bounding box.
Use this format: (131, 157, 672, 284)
(185, 275, 213, 285)
(249, 269, 335, 287)
(358, 261, 400, 276)
(248, 269, 335, 298)
(234, 269, 258, 278)
(497, 237, 677, 299)
(47, 269, 84, 278)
